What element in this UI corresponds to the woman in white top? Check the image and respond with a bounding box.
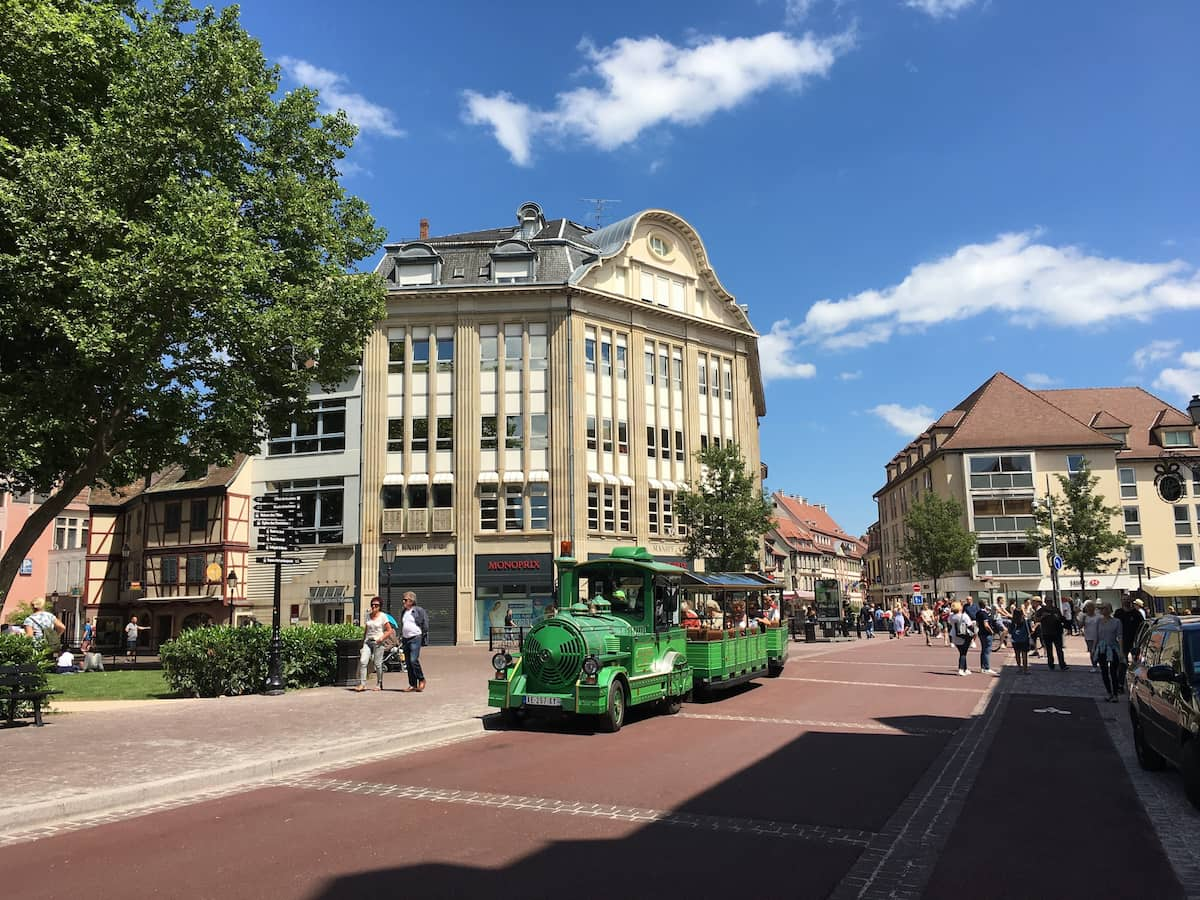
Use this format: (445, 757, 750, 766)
(949, 601, 973, 675)
(1081, 601, 1102, 669)
(356, 597, 395, 692)
(1093, 603, 1124, 702)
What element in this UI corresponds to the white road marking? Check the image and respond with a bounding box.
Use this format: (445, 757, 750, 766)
(681, 712, 959, 735)
(779, 676, 987, 694)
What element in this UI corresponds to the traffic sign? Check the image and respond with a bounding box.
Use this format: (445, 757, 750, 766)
(912, 584, 921, 593)
(257, 542, 298, 550)
(254, 497, 301, 508)
(256, 556, 303, 565)
(1052, 555, 1063, 571)
(912, 593, 924, 604)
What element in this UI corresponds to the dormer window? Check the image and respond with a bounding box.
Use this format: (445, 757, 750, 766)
(649, 234, 671, 258)
(1164, 429, 1195, 448)
(490, 239, 536, 285)
(392, 243, 441, 288)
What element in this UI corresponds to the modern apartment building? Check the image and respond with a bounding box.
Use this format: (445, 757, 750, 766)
(875, 373, 1200, 607)
(358, 202, 766, 643)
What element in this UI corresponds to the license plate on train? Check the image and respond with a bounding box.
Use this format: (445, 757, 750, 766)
(524, 695, 561, 707)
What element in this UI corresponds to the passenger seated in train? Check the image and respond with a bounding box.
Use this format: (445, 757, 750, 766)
(680, 601, 701, 629)
(730, 600, 758, 633)
(703, 599, 724, 629)
(755, 598, 780, 630)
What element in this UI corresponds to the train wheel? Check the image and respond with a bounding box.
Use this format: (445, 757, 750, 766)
(662, 695, 682, 715)
(767, 661, 784, 678)
(598, 681, 625, 733)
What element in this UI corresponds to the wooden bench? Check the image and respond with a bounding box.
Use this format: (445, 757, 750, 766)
(1, 664, 62, 727)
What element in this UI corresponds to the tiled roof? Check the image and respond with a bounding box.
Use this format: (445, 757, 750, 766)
(774, 493, 857, 542)
(1089, 411, 1131, 429)
(1037, 387, 1199, 460)
(89, 455, 248, 508)
(938, 373, 1120, 452)
(772, 517, 813, 550)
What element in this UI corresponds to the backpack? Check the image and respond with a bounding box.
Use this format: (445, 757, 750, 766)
(957, 614, 977, 639)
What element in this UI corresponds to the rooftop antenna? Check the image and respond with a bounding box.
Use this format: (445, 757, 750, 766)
(579, 198, 620, 228)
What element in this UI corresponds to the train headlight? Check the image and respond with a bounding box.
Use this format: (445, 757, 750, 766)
(581, 655, 600, 677)
(492, 652, 511, 672)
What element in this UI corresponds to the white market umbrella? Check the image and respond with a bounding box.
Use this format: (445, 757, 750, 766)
(1142, 568, 1200, 598)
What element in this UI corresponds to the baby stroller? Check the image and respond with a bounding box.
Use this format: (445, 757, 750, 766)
(382, 642, 406, 672)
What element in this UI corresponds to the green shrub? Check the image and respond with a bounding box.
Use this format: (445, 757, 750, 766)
(159, 623, 363, 697)
(0, 633, 52, 716)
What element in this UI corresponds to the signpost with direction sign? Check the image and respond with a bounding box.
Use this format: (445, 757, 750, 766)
(253, 493, 303, 695)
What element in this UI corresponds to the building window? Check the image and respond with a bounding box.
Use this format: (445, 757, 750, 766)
(969, 455, 1033, 489)
(436, 417, 453, 452)
(437, 335, 454, 371)
(506, 415, 523, 449)
(619, 486, 631, 532)
(268, 399, 346, 455)
(388, 336, 405, 373)
(587, 485, 600, 531)
(662, 491, 674, 534)
(481, 416, 497, 450)
(648, 491, 660, 534)
(1176, 505, 1192, 536)
(673, 351, 683, 390)
(1179, 544, 1195, 569)
(480, 485, 498, 531)
(617, 421, 629, 455)
(659, 351, 668, 385)
(1129, 544, 1143, 565)
(1123, 506, 1141, 536)
(722, 361, 732, 400)
(504, 326, 522, 366)
(411, 335, 430, 372)
(480, 329, 498, 371)
(644, 349, 655, 386)
(504, 485, 524, 529)
(586, 416, 597, 451)
(660, 428, 670, 460)
(675, 430, 684, 461)
(530, 325, 547, 371)
(649, 234, 670, 257)
(924, 470, 933, 492)
(53, 517, 88, 550)
(529, 414, 548, 451)
(1164, 430, 1195, 448)
(388, 418, 405, 453)
(603, 486, 615, 531)
(602, 418, 613, 453)
(972, 497, 1035, 533)
(711, 363, 721, 398)
(164, 502, 181, 534)
(585, 335, 596, 373)
(186, 555, 205, 585)
(530, 484, 549, 530)
(495, 258, 532, 283)
(1118, 467, 1137, 499)
(976, 541, 1041, 575)
(280, 478, 344, 544)
(1066, 454, 1085, 477)
(600, 335, 612, 377)
(615, 342, 627, 380)
(412, 417, 428, 452)
(161, 556, 178, 585)
(646, 426, 656, 459)
(190, 500, 207, 533)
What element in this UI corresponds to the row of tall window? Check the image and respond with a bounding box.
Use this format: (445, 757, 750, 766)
(53, 516, 89, 551)
(480, 483, 549, 531)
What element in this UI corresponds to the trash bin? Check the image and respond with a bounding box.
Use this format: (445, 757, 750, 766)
(804, 622, 817, 643)
(335, 638, 363, 687)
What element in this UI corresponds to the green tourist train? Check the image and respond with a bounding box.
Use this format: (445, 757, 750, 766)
(487, 545, 789, 732)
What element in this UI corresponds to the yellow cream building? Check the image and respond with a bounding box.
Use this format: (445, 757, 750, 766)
(359, 203, 766, 643)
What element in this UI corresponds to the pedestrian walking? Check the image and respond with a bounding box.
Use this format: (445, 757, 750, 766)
(81, 617, 95, 653)
(1009, 606, 1032, 674)
(1032, 596, 1067, 670)
(939, 600, 952, 647)
(921, 605, 935, 646)
(893, 604, 906, 639)
(976, 597, 998, 674)
(1113, 597, 1146, 669)
(1094, 602, 1124, 702)
(23, 598, 66, 653)
(863, 604, 875, 639)
(355, 597, 394, 692)
(1081, 601, 1101, 669)
(950, 601, 976, 675)
(399, 591, 429, 692)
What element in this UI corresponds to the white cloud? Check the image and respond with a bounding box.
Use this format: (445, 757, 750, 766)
(801, 231, 1200, 350)
(1132, 339, 1179, 370)
(759, 320, 817, 381)
(1154, 350, 1200, 400)
(1023, 372, 1060, 388)
(871, 403, 934, 437)
(838, 370, 862, 381)
(279, 57, 404, 138)
(905, 0, 977, 19)
(463, 30, 852, 166)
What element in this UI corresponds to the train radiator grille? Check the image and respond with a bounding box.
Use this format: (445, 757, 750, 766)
(523, 621, 586, 691)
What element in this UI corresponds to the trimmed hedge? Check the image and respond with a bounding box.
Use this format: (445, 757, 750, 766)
(0, 633, 52, 716)
(159, 623, 364, 698)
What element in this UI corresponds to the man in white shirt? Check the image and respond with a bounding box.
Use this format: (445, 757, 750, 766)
(399, 592, 429, 692)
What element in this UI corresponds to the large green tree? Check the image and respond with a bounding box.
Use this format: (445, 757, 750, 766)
(676, 443, 773, 572)
(0, 1, 386, 596)
(1028, 458, 1127, 604)
(899, 492, 976, 601)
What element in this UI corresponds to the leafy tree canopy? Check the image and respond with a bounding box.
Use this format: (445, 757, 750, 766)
(676, 443, 773, 572)
(898, 492, 976, 598)
(1028, 458, 1127, 597)
(0, 0, 387, 596)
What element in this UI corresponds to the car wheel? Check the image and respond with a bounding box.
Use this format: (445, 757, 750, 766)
(598, 681, 626, 733)
(1183, 742, 1200, 809)
(1131, 713, 1166, 771)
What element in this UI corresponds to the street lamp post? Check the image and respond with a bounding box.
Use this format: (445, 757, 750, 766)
(381, 540, 397, 618)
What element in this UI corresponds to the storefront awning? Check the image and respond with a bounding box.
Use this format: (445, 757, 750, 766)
(432, 472, 454, 484)
(603, 473, 619, 485)
(618, 474, 634, 486)
(648, 478, 663, 490)
(383, 473, 405, 485)
(503, 471, 524, 483)
(477, 471, 499, 484)
(529, 470, 550, 482)
(587, 471, 603, 484)
(407, 472, 429, 485)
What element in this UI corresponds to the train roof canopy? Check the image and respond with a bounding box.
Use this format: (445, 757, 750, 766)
(681, 572, 780, 591)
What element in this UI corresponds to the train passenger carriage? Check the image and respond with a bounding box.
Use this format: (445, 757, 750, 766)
(487, 545, 788, 732)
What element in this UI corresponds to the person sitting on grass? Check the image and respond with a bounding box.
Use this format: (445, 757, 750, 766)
(55, 649, 78, 674)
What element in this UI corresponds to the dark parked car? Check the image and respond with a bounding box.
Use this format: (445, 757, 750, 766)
(1128, 615, 1200, 807)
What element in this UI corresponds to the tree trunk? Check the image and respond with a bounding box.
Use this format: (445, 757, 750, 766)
(0, 411, 125, 602)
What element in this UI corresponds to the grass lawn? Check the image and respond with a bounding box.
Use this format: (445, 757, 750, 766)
(47, 669, 177, 701)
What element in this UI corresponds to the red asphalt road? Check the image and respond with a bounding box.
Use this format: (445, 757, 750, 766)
(1, 637, 1181, 899)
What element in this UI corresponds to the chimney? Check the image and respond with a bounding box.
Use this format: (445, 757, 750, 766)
(419, 218, 429, 240)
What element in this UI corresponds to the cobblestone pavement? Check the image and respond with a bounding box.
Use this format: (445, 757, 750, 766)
(1, 630, 1193, 900)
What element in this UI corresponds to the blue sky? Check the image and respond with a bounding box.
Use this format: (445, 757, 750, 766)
(239, 0, 1200, 536)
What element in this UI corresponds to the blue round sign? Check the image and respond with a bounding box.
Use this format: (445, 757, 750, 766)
(1052, 555, 1064, 571)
